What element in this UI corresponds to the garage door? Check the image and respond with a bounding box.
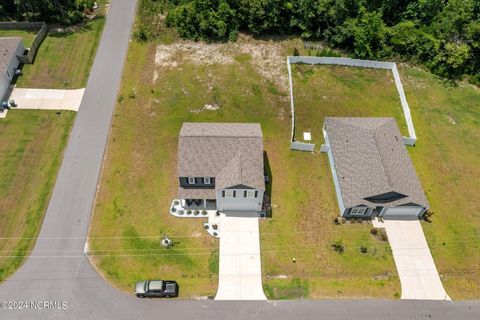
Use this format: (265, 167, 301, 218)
(383, 206, 423, 217)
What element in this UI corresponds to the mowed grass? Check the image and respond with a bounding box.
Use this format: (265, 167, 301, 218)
(90, 36, 479, 298)
(292, 65, 409, 144)
(12, 18, 105, 89)
(0, 110, 75, 281)
(89, 40, 399, 299)
(0, 30, 36, 47)
(400, 67, 480, 299)
(290, 64, 480, 299)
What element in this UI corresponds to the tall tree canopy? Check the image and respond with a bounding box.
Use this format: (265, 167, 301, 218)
(160, 0, 480, 82)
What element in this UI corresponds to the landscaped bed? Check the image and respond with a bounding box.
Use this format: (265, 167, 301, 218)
(89, 35, 480, 299)
(0, 110, 75, 281)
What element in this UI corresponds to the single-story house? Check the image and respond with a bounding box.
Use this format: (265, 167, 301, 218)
(177, 122, 265, 212)
(0, 37, 25, 102)
(322, 117, 429, 218)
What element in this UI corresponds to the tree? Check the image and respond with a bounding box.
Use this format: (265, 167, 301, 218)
(166, 0, 239, 41)
(341, 8, 389, 59)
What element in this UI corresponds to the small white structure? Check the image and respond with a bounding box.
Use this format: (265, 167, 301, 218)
(303, 131, 311, 141)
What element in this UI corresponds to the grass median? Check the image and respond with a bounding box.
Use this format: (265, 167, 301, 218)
(0, 111, 75, 281)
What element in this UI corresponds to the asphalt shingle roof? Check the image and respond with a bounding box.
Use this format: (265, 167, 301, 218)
(0, 37, 22, 81)
(178, 123, 264, 198)
(324, 117, 429, 209)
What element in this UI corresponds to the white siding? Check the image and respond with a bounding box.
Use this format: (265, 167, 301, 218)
(323, 129, 346, 215)
(1, 41, 25, 101)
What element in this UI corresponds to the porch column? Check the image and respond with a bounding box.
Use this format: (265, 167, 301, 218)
(203, 199, 207, 209)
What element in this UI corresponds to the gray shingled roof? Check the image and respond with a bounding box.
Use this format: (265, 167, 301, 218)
(0, 37, 22, 81)
(324, 117, 429, 209)
(178, 123, 265, 197)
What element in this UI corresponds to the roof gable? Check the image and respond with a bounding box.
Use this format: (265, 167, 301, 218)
(324, 117, 428, 209)
(177, 123, 265, 191)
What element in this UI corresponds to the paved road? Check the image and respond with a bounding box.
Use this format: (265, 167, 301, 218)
(0, 0, 479, 319)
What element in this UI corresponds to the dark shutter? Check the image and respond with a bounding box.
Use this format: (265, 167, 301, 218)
(244, 190, 247, 197)
(254, 191, 258, 198)
(233, 191, 236, 198)
(222, 190, 225, 198)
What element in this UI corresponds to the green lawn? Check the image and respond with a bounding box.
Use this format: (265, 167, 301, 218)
(13, 18, 105, 89)
(292, 65, 409, 144)
(0, 111, 75, 281)
(0, 30, 36, 47)
(400, 67, 480, 299)
(90, 35, 480, 299)
(288, 64, 480, 299)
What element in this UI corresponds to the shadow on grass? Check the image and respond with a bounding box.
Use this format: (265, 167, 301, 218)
(264, 151, 273, 218)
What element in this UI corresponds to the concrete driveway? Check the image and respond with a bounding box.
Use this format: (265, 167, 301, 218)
(373, 218, 450, 300)
(10, 87, 85, 111)
(215, 213, 267, 300)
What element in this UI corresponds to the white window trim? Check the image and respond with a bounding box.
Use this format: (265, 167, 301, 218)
(188, 177, 195, 184)
(203, 177, 211, 184)
(245, 190, 256, 198)
(351, 207, 367, 216)
(224, 190, 234, 198)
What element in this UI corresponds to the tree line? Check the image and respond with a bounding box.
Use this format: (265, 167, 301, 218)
(162, 0, 479, 83)
(0, 0, 95, 25)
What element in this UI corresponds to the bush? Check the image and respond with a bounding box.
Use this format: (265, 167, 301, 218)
(159, 0, 480, 84)
(331, 241, 345, 254)
(423, 210, 434, 223)
(360, 245, 368, 254)
(186, 209, 192, 215)
(194, 209, 200, 215)
(371, 228, 388, 241)
(201, 210, 207, 215)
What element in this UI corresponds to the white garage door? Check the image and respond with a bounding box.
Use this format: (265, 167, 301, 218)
(383, 206, 423, 217)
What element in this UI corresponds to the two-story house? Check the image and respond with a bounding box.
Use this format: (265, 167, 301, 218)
(176, 122, 265, 212)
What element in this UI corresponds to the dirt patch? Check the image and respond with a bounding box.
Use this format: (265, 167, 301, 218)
(154, 35, 289, 90)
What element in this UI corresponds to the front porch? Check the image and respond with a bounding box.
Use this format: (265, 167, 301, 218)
(182, 198, 217, 210)
(170, 199, 217, 217)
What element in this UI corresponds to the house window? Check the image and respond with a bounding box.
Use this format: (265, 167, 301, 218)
(203, 177, 211, 184)
(244, 190, 257, 198)
(188, 177, 195, 184)
(223, 190, 235, 198)
(350, 207, 367, 216)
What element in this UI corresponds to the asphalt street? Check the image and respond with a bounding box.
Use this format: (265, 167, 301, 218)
(0, 0, 478, 319)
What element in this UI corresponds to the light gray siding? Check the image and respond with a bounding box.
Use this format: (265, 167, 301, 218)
(1, 41, 24, 101)
(323, 129, 346, 216)
(216, 188, 263, 211)
(381, 206, 424, 217)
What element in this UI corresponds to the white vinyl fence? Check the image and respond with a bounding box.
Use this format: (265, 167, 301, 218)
(287, 56, 417, 150)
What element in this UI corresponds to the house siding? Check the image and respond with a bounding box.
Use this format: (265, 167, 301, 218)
(323, 129, 346, 216)
(1, 40, 24, 101)
(216, 188, 263, 211)
(179, 177, 215, 188)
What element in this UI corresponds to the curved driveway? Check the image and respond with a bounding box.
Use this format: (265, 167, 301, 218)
(0, 1, 478, 319)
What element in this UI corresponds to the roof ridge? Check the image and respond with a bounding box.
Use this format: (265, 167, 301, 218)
(372, 128, 397, 193)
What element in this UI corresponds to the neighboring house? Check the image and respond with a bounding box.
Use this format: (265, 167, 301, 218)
(0, 37, 25, 102)
(322, 117, 429, 218)
(177, 122, 265, 212)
